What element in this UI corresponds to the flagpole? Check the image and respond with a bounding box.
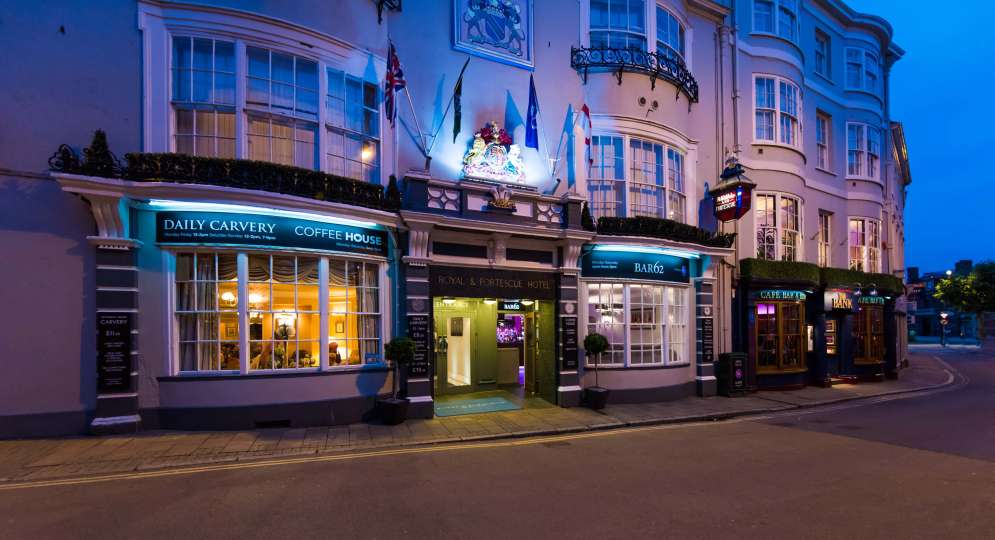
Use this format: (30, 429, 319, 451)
(403, 88, 428, 158)
(530, 74, 554, 179)
(427, 58, 470, 156)
(551, 109, 582, 179)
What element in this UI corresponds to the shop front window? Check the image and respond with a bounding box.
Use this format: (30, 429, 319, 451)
(173, 251, 383, 374)
(175, 252, 241, 371)
(755, 301, 805, 372)
(586, 282, 688, 367)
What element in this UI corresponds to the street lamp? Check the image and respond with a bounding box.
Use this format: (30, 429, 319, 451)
(939, 311, 950, 347)
(946, 270, 953, 277)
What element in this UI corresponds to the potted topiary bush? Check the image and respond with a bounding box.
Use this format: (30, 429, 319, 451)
(378, 337, 415, 425)
(583, 333, 611, 410)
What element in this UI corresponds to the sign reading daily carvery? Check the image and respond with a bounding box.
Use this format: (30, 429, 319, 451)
(156, 211, 387, 256)
(581, 248, 691, 283)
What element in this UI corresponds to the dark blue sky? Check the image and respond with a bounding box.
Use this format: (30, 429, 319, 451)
(846, 0, 995, 273)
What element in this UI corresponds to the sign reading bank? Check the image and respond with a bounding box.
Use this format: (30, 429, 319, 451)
(155, 211, 387, 257)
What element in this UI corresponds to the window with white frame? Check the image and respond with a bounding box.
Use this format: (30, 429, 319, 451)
(818, 211, 832, 267)
(816, 112, 830, 170)
(755, 193, 801, 262)
(166, 33, 382, 181)
(589, 134, 687, 223)
(590, 0, 647, 50)
(655, 5, 686, 60)
(171, 37, 236, 158)
(815, 30, 831, 77)
(849, 217, 881, 272)
(753, 0, 798, 42)
(586, 282, 688, 367)
(327, 69, 381, 184)
(754, 76, 800, 147)
(847, 123, 880, 178)
(246, 47, 318, 169)
(845, 47, 880, 94)
(173, 251, 383, 374)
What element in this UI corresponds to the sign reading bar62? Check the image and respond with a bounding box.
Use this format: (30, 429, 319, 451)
(581, 248, 691, 283)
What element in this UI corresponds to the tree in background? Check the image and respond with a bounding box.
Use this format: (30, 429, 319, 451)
(935, 261, 995, 339)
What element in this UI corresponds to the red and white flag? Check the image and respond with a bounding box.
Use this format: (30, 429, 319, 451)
(384, 43, 406, 128)
(580, 104, 593, 169)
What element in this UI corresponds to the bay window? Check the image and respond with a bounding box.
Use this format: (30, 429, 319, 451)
(847, 123, 880, 178)
(589, 134, 688, 223)
(755, 193, 801, 262)
(845, 47, 881, 94)
(655, 6, 686, 60)
(171, 37, 236, 158)
(848, 217, 881, 272)
(174, 251, 383, 374)
(590, 0, 646, 50)
(754, 75, 800, 147)
(753, 0, 798, 42)
(586, 282, 688, 367)
(167, 35, 381, 182)
(327, 69, 381, 184)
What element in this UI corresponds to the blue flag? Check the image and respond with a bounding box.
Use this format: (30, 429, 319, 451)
(525, 74, 539, 150)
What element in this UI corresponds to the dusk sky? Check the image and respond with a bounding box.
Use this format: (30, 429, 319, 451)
(846, 0, 995, 273)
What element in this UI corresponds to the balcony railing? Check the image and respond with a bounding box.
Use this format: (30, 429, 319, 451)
(570, 46, 699, 104)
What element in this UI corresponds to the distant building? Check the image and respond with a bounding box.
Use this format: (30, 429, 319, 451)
(906, 263, 977, 339)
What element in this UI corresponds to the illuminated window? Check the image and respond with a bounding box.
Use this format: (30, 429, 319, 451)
(327, 69, 381, 184)
(585, 282, 688, 367)
(755, 300, 805, 372)
(171, 37, 235, 158)
(755, 193, 801, 262)
(245, 46, 318, 169)
(849, 217, 881, 272)
(175, 253, 240, 371)
(173, 251, 383, 374)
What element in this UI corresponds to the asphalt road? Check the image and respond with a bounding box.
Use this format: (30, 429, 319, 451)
(3, 348, 995, 540)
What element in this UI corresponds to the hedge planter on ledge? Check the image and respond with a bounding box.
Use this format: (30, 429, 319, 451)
(49, 133, 396, 212)
(596, 216, 736, 249)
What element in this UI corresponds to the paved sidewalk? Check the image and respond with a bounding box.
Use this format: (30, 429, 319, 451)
(0, 353, 953, 485)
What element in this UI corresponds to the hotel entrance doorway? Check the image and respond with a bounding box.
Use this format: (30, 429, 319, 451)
(433, 297, 556, 411)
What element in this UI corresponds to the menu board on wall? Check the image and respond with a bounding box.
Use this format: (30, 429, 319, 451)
(407, 314, 431, 377)
(97, 313, 132, 393)
(561, 317, 578, 370)
(701, 317, 714, 363)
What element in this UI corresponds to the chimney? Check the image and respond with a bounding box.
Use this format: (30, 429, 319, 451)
(907, 267, 919, 282)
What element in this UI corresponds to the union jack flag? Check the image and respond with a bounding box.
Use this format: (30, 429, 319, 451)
(384, 43, 406, 128)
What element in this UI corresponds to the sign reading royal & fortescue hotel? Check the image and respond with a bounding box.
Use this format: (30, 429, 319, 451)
(155, 211, 387, 257)
(430, 266, 557, 300)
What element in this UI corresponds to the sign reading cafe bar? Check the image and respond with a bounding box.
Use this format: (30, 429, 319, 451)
(155, 211, 387, 256)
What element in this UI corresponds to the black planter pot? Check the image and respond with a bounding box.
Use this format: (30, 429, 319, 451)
(584, 386, 610, 410)
(377, 397, 409, 425)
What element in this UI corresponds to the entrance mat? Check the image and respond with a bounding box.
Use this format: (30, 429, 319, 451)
(434, 396, 521, 417)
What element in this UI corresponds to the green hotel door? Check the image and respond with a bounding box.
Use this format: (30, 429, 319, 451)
(536, 300, 557, 404)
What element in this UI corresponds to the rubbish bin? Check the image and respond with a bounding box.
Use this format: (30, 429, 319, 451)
(717, 352, 749, 397)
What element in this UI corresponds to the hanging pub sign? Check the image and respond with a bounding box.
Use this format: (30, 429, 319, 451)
(824, 289, 857, 312)
(581, 247, 691, 284)
(711, 181, 753, 222)
(156, 211, 387, 257)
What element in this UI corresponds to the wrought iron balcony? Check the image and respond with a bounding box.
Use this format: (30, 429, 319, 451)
(570, 46, 699, 104)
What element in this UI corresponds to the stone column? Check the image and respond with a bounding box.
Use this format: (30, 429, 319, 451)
(557, 239, 585, 406)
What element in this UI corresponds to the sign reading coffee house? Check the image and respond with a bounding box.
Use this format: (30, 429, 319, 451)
(156, 211, 387, 256)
